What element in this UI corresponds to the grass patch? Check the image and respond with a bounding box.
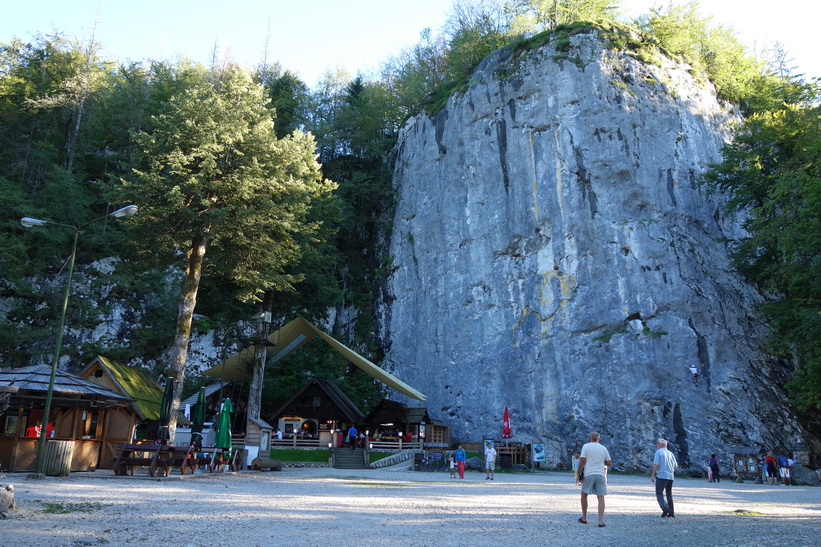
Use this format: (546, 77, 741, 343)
(269, 448, 330, 462)
(369, 452, 394, 464)
(36, 500, 107, 514)
(729, 509, 767, 517)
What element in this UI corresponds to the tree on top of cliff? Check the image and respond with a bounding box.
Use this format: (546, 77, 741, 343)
(704, 76, 821, 411)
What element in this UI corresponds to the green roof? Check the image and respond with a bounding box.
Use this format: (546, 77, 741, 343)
(93, 356, 164, 421)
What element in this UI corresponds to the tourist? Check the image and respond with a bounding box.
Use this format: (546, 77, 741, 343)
(778, 453, 791, 485)
(572, 453, 581, 485)
(577, 431, 612, 527)
(651, 439, 678, 517)
(484, 441, 497, 480)
(348, 425, 358, 450)
(455, 444, 467, 479)
(765, 452, 778, 485)
(709, 453, 720, 483)
(449, 455, 457, 479)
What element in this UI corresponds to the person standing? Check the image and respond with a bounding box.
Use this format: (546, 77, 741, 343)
(765, 452, 778, 485)
(709, 453, 720, 483)
(651, 439, 678, 517)
(484, 441, 497, 480)
(348, 425, 358, 450)
(572, 453, 581, 485)
(577, 431, 612, 527)
(778, 453, 791, 485)
(455, 444, 467, 479)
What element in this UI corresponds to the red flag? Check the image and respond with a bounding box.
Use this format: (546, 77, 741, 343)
(502, 406, 512, 439)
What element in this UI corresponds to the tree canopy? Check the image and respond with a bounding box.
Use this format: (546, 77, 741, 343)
(703, 77, 821, 410)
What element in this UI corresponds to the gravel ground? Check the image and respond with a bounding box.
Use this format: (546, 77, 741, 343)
(1, 467, 819, 546)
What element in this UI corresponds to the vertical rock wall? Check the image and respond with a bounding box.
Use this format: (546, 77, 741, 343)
(378, 33, 806, 470)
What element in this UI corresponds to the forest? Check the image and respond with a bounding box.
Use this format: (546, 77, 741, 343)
(1, 0, 818, 421)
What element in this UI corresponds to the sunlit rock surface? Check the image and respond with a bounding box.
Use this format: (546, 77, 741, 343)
(378, 31, 810, 470)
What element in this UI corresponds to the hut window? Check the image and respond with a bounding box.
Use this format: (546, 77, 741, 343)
(312, 397, 321, 407)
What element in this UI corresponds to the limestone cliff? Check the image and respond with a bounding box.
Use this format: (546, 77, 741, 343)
(377, 30, 809, 470)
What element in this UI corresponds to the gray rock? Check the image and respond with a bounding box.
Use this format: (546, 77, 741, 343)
(377, 30, 816, 471)
(790, 463, 820, 486)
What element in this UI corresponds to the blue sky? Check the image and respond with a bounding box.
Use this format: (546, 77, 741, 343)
(3, 0, 819, 87)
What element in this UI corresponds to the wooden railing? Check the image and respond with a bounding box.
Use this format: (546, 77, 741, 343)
(270, 438, 323, 448)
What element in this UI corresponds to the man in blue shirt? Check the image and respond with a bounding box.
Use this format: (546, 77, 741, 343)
(650, 439, 679, 517)
(348, 425, 358, 450)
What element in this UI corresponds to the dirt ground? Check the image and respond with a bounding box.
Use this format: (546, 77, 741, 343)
(1, 466, 819, 546)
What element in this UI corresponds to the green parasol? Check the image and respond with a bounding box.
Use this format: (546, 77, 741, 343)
(214, 398, 233, 450)
(190, 387, 206, 447)
(158, 377, 173, 443)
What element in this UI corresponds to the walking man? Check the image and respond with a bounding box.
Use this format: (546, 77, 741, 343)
(651, 439, 678, 517)
(577, 431, 612, 527)
(348, 424, 358, 450)
(484, 441, 497, 480)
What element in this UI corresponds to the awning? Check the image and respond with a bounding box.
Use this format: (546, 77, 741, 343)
(202, 317, 426, 401)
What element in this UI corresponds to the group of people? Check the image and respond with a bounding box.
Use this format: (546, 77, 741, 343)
(575, 431, 800, 526)
(575, 432, 679, 527)
(765, 451, 794, 485)
(446, 442, 498, 480)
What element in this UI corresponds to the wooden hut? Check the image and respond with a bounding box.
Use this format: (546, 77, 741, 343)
(363, 399, 451, 449)
(0, 364, 132, 472)
(269, 377, 364, 448)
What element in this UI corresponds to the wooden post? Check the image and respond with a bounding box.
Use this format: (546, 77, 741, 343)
(44, 440, 74, 476)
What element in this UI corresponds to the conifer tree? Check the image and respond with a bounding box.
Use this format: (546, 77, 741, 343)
(117, 63, 337, 437)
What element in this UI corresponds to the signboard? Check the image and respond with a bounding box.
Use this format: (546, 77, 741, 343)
(533, 443, 545, 462)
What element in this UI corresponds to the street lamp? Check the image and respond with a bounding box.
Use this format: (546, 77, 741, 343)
(21, 205, 138, 475)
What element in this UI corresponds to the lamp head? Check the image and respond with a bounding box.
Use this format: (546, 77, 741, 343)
(111, 205, 138, 218)
(20, 217, 48, 228)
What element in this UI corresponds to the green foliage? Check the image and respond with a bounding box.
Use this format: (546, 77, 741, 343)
(703, 77, 821, 410)
(634, 1, 762, 104)
(506, 0, 620, 34)
(268, 448, 331, 462)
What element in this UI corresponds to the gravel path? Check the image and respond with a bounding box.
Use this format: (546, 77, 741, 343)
(2, 468, 819, 546)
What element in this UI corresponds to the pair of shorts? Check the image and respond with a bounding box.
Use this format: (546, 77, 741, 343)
(779, 467, 790, 478)
(766, 465, 777, 477)
(485, 460, 495, 470)
(581, 474, 607, 496)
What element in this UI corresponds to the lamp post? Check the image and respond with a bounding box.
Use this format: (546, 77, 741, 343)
(21, 205, 138, 475)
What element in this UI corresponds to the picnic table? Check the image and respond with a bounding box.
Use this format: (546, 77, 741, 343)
(113, 443, 176, 477)
(180, 446, 244, 474)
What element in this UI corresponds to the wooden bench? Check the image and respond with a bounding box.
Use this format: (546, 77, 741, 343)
(177, 446, 245, 474)
(113, 444, 176, 477)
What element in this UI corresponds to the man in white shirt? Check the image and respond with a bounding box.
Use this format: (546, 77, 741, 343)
(484, 441, 497, 480)
(577, 431, 612, 527)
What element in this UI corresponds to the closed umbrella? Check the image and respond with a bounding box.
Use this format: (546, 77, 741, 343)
(158, 378, 174, 444)
(214, 398, 233, 450)
(502, 406, 512, 442)
(190, 387, 206, 448)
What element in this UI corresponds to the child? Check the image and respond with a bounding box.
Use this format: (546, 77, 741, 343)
(707, 462, 713, 482)
(449, 456, 456, 479)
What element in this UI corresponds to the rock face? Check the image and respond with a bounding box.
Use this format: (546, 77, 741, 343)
(377, 31, 810, 470)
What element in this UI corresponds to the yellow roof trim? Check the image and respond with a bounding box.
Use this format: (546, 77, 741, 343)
(202, 317, 425, 401)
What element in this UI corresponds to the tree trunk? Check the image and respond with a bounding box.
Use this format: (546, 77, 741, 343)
(166, 233, 207, 444)
(247, 292, 275, 423)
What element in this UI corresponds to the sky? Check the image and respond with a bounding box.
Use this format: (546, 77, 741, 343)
(2, 0, 819, 88)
